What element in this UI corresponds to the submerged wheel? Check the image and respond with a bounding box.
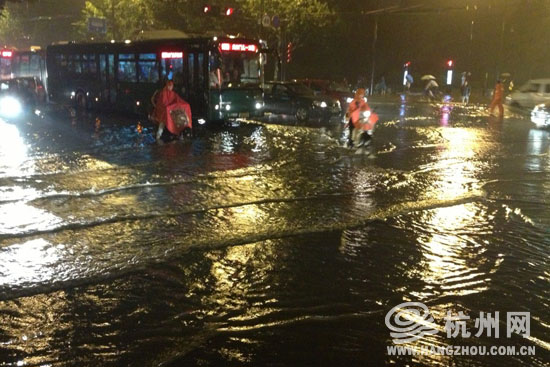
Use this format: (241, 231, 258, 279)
(75, 91, 88, 110)
(296, 107, 309, 122)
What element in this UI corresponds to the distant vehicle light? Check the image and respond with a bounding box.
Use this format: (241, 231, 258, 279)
(220, 43, 257, 52)
(215, 104, 219, 110)
(320, 101, 327, 108)
(346, 97, 353, 103)
(161, 51, 183, 59)
(198, 118, 206, 125)
(0, 96, 22, 118)
(225, 104, 231, 111)
(255, 102, 263, 109)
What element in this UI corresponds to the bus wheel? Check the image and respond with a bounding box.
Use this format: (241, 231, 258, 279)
(75, 91, 88, 110)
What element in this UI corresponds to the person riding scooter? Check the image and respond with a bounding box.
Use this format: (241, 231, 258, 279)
(346, 88, 378, 147)
(345, 88, 369, 147)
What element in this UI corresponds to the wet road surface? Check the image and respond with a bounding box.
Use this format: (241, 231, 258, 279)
(0, 99, 548, 366)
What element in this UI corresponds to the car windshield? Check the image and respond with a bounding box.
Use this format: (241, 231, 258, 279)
(329, 82, 350, 92)
(520, 83, 541, 93)
(287, 83, 314, 96)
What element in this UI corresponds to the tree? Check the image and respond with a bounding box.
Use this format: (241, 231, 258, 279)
(0, 6, 24, 46)
(76, 0, 155, 41)
(142, 0, 223, 36)
(234, 0, 334, 48)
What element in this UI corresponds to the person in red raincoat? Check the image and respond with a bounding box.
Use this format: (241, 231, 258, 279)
(346, 88, 370, 147)
(152, 80, 190, 141)
(489, 80, 504, 117)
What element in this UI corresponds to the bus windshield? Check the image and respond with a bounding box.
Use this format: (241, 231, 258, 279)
(219, 52, 260, 88)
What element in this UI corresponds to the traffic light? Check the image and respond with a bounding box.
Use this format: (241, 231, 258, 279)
(286, 42, 292, 63)
(224, 7, 234, 16)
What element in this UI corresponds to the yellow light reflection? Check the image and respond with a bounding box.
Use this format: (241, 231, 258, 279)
(430, 128, 482, 200)
(0, 238, 59, 285)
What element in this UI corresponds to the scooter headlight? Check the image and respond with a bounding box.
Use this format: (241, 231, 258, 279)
(361, 110, 371, 119)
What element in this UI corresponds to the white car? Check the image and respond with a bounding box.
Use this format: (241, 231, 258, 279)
(507, 78, 550, 109)
(531, 103, 550, 128)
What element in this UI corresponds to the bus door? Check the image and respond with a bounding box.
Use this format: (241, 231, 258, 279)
(99, 53, 116, 106)
(187, 51, 207, 121)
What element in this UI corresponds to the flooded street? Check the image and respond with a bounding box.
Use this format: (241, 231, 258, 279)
(0, 99, 548, 366)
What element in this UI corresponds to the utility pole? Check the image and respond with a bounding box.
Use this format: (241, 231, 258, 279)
(369, 12, 378, 96)
(111, 0, 117, 40)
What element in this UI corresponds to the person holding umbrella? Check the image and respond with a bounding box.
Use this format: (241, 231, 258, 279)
(422, 75, 439, 100)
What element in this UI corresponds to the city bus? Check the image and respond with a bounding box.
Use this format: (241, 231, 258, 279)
(1, 48, 46, 81)
(46, 37, 265, 126)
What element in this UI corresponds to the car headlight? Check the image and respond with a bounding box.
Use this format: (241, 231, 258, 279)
(361, 110, 371, 119)
(0, 96, 22, 118)
(346, 97, 353, 103)
(313, 101, 327, 108)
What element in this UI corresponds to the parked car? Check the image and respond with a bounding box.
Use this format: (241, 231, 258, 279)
(530, 102, 550, 128)
(506, 79, 550, 109)
(263, 81, 341, 122)
(294, 79, 353, 114)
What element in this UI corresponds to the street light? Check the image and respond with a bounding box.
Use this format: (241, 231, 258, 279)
(446, 59, 454, 86)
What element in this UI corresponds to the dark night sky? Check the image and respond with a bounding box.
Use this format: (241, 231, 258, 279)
(5, 0, 550, 88)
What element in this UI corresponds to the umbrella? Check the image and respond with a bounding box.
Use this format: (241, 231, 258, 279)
(421, 75, 436, 81)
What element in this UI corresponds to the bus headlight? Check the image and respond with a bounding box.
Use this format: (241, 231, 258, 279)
(0, 96, 22, 118)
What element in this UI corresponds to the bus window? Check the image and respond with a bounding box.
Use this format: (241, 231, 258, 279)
(30, 54, 41, 75)
(187, 54, 194, 88)
(161, 57, 183, 84)
(99, 54, 107, 82)
(118, 54, 137, 82)
(198, 53, 204, 89)
(138, 53, 158, 83)
(0, 57, 11, 79)
(88, 54, 97, 76)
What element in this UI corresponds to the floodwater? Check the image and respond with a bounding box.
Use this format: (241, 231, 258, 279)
(0, 99, 548, 366)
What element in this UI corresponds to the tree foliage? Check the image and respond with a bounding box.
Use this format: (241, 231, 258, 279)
(0, 6, 24, 46)
(234, 0, 335, 48)
(76, 0, 155, 41)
